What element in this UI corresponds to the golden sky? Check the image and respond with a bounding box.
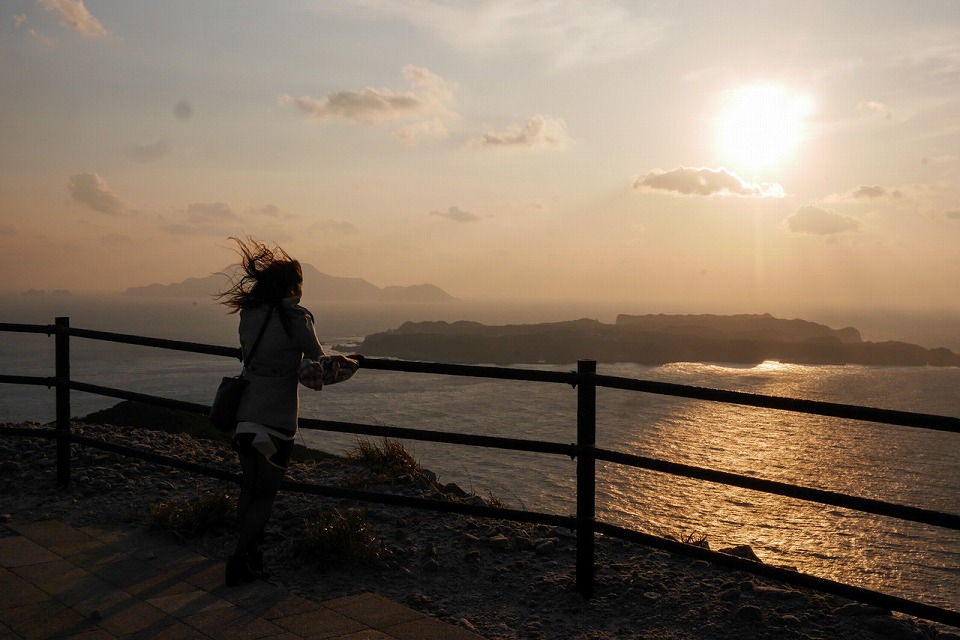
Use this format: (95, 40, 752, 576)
(1, 1, 959, 314)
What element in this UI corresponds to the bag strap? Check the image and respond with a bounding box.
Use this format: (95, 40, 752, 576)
(242, 309, 273, 369)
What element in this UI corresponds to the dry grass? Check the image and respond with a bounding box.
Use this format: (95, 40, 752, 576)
(346, 437, 427, 486)
(149, 489, 236, 538)
(289, 508, 388, 568)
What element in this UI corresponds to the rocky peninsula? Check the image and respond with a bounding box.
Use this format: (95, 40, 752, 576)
(1, 414, 953, 640)
(358, 313, 960, 366)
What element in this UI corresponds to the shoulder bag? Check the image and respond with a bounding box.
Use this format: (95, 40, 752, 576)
(209, 310, 272, 431)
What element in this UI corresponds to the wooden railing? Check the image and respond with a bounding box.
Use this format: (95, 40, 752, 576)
(1, 317, 958, 628)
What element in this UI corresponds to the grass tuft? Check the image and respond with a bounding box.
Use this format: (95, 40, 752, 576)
(289, 508, 387, 568)
(149, 490, 236, 538)
(346, 437, 425, 485)
(484, 491, 511, 509)
(678, 530, 709, 548)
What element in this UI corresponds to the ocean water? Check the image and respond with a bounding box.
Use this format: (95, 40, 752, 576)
(1, 294, 958, 612)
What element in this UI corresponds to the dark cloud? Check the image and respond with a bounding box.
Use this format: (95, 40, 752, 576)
(786, 205, 859, 235)
(945, 210, 960, 219)
(174, 100, 193, 121)
(68, 173, 127, 215)
(634, 167, 784, 197)
(430, 206, 480, 222)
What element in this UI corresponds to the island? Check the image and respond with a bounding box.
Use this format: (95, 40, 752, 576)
(357, 313, 960, 367)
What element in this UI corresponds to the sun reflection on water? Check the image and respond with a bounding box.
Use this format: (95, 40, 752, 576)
(298, 360, 960, 612)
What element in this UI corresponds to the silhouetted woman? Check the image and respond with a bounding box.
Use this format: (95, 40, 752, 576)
(217, 237, 325, 585)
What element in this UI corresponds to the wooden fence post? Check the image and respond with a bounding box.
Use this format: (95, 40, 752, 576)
(576, 358, 597, 598)
(55, 316, 71, 488)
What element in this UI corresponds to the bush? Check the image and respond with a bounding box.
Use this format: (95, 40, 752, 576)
(290, 508, 387, 568)
(150, 490, 236, 538)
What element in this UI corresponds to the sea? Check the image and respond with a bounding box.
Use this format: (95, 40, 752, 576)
(1, 293, 958, 613)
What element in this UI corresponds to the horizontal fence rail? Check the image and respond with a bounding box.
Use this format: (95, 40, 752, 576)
(301, 417, 578, 458)
(1, 317, 959, 629)
(595, 447, 960, 530)
(595, 374, 960, 434)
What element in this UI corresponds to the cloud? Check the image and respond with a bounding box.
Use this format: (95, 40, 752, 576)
(39, 0, 109, 38)
(402, 65, 456, 103)
(126, 139, 171, 163)
(185, 202, 239, 222)
(279, 65, 457, 146)
(945, 210, 960, 220)
(475, 115, 570, 149)
(786, 205, 859, 235)
(0, 224, 17, 235)
(317, 219, 359, 235)
(280, 88, 423, 124)
(249, 204, 299, 220)
(15, 14, 27, 28)
(858, 100, 891, 119)
(850, 185, 903, 200)
(430, 206, 480, 222)
(68, 173, 128, 215)
(633, 167, 785, 198)
(824, 184, 908, 202)
(280, 66, 444, 125)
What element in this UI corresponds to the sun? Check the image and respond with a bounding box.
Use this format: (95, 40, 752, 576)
(717, 85, 812, 173)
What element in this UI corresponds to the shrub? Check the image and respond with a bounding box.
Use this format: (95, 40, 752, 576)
(290, 508, 387, 568)
(150, 490, 236, 538)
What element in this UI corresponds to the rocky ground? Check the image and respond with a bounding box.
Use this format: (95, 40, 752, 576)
(1, 422, 956, 640)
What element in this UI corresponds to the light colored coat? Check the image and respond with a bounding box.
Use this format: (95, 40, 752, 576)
(235, 297, 324, 433)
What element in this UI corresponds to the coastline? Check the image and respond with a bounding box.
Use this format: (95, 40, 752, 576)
(1, 421, 953, 640)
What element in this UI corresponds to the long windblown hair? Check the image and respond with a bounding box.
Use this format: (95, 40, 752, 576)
(216, 236, 302, 334)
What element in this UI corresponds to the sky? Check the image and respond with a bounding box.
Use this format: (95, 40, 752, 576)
(1, 0, 959, 315)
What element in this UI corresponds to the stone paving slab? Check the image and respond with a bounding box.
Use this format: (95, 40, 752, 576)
(0, 520, 484, 639)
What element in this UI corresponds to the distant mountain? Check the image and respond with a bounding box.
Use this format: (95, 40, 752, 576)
(359, 313, 960, 367)
(21, 289, 71, 296)
(124, 263, 458, 303)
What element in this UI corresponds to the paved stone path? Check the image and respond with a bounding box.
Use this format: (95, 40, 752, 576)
(0, 520, 483, 639)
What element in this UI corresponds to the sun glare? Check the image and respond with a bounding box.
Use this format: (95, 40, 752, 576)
(718, 85, 812, 172)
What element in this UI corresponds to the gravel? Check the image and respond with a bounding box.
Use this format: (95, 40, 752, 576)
(1, 422, 952, 640)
